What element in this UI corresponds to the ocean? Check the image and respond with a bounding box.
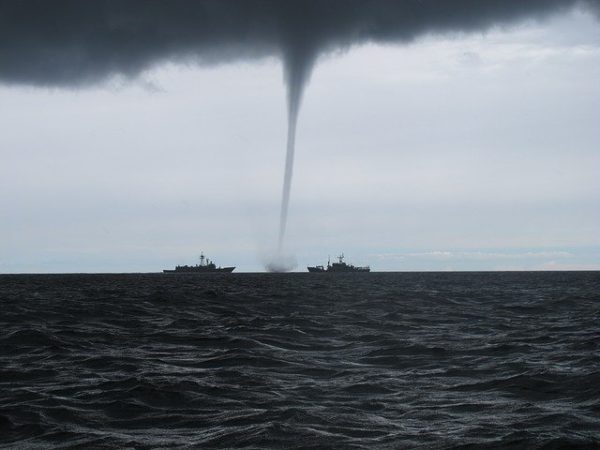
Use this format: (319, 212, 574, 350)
(1, 272, 599, 449)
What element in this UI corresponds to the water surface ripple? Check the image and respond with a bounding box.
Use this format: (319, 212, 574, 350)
(1, 272, 599, 448)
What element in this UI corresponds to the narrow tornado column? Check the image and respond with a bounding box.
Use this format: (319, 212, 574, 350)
(277, 73, 302, 252)
(277, 47, 314, 255)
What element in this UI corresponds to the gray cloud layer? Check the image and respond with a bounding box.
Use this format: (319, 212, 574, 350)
(1, 0, 599, 87)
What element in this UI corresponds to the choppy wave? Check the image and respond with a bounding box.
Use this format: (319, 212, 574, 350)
(1, 272, 599, 448)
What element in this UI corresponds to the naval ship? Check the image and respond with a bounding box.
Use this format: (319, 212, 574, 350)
(307, 253, 370, 273)
(163, 253, 235, 273)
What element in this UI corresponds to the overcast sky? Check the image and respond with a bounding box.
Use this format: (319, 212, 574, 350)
(1, 6, 599, 272)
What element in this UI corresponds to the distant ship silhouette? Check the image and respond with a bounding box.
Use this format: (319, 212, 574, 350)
(308, 253, 370, 273)
(163, 253, 235, 273)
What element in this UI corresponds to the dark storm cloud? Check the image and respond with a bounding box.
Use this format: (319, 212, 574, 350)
(1, 0, 598, 87)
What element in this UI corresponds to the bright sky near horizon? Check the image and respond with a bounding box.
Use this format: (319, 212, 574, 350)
(1, 8, 599, 272)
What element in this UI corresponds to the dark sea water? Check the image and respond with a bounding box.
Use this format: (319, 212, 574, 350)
(1, 272, 599, 449)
